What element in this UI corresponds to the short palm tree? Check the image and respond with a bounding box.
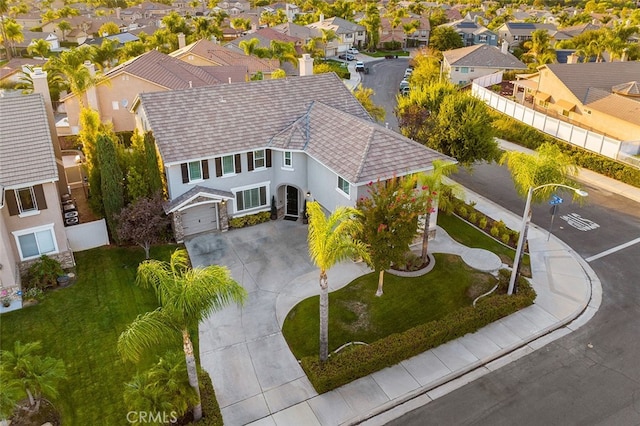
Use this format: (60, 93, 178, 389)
(0, 341, 66, 412)
(118, 248, 247, 421)
(307, 201, 368, 362)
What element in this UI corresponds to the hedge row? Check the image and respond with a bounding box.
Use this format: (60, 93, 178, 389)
(300, 272, 536, 394)
(492, 113, 640, 189)
(450, 199, 519, 248)
(228, 211, 271, 228)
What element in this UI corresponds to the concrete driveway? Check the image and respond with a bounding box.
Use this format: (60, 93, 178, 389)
(184, 220, 370, 425)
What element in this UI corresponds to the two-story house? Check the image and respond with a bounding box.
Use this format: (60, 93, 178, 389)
(1, 93, 74, 309)
(131, 61, 451, 242)
(307, 15, 366, 52)
(441, 19, 498, 47)
(443, 43, 526, 86)
(496, 22, 558, 48)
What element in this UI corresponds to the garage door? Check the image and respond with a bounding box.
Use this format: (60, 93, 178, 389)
(182, 204, 217, 237)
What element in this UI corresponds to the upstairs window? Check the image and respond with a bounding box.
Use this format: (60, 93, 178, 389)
(16, 187, 37, 213)
(222, 155, 235, 175)
(337, 176, 350, 195)
(283, 151, 292, 168)
(188, 161, 202, 181)
(253, 150, 265, 169)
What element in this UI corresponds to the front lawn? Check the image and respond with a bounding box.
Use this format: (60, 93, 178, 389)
(283, 254, 495, 360)
(0, 245, 189, 425)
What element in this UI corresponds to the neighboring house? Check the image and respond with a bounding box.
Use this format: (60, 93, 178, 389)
(442, 19, 498, 47)
(131, 70, 451, 242)
(513, 61, 640, 143)
(307, 15, 366, 51)
(170, 38, 280, 78)
(443, 43, 526, 85)
(379, 15, 430, 48)
(81, 32, 140, 47)
(497, 22, 557, 47)
(225, 27, 302, 74)
(273, 22, 320, 47)
(0, 93, 74, 301)
(0, 58, 47, 84)
(41, 16, 94, 43)
(14, 12, 44, 30)
(138, 1, 175, 18)
(62, 50, 226, 133)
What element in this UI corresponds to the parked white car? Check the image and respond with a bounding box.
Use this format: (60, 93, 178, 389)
(347, 47, 359, 55)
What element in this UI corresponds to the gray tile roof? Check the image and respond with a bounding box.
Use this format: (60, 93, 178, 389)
(140, 74, 451, 184)
(545, 62, 640, 103)
(583, 88, 640, 126)
(138, 73, 372, 165)
(444, 44, 526, 69)
(0, 94, 58, 187)
(295, 102, 450, 183)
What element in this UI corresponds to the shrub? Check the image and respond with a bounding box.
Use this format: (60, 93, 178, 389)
(501, 233, 511, 245)
(478, 216, 488, 229)
(496, 220, 507, 233)
(490, 226, 500, 238)
(382, 40, 401, 50)
(28, 255, 64, 289)
(229, 211, 272, 228)
(468, 212, 478, 224)
(457, 206, 468, 218)
(193, 369, 223, 426)
(23, 287, 44, 301)
(228, 217, 246, 228)
(301, 278, 535, 393)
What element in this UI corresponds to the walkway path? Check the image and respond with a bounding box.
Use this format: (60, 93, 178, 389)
(186, 182, 600, 425)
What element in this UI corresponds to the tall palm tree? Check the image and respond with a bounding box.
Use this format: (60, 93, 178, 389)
(4, 18, 23, 58)
(307, 201, 368, 362)
(27, 38, 51, 58)
(418, 160, 458, 263)
(118, 248, 247, 421)
(57, 20, 71, 42)
(45, 49, 97, 102)
(0, 341, 66, 412)
(239, 37, 260, 56)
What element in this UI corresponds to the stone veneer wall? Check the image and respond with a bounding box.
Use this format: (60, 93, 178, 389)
(172, 210, 185, 243)
(18, 250, 76, 278)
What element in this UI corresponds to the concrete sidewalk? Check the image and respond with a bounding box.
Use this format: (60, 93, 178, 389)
(187, 182, 601, 426)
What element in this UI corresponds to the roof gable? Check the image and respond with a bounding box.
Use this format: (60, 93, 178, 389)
(444, 44, 526, 69)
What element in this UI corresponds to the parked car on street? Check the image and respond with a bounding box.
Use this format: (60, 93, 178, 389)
(399, 80, 410, 92)
(355, 61, 365, 72)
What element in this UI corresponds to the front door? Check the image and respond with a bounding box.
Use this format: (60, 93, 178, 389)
(286, 186, 298, 217)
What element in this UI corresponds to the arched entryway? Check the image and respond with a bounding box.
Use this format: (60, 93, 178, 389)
(285, 185, 299, 220)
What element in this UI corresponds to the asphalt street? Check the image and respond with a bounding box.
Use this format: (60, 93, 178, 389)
(361, 60, 640, 425)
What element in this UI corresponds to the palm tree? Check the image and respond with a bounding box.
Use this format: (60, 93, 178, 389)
(27, 38, 51, 58)
(45, 49, 97, 101)
(307, 201, 368, 362)
(118, 248, 247, 421)
(239, 37, 260, 56)
(4, 18, 23, 58)
(57, 20, 71, 42)
(500, 142, 579, 202)
(0, 341, 66, 412)
(269, 39, 297, 66)
(418, 160, 458, 263)
(124, 373, 174, 424)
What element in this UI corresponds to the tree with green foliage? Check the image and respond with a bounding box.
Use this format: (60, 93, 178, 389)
(271, 68, 287, 79)
(239, 37, 260, 56)
(417, 161, 458, 263)
(27, 38, 51, 58)
(0, 341, 66, 413)
(306, 202, 369, 362)
(522, 29, 556, 67)
(98, 21, 120, 36)
(354, 85, 385, 122)
(3, 18, 22, 57)
(118, 249, 247, 421)
(78, 108, 105, 216)
(119, 40, 147, 62)
(361, 4, 381, 51)
(231, 17, 251, 31)
(91, 38, 120, 71)
(57, 20, 71, 41)
(356, 175, 426, 296)
(45, 49, 97, 100)
(500, 143, 579, 202)
(124, 351, 199, 423)
(408, 49, 444, 86)
(97, 132, 124, 240)
(429, 26, 464, 51)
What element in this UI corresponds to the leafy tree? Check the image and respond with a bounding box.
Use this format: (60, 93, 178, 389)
(0, 0, 11, 59)
(119, 40, 147, 62)
(356, 175, 425, 296)
(124, 351, 198, 423)
(115, 194, 170, 259)
(306, 202, 368, 361)
(98, 21, 120, 36)
(57, 20, 71, 41)
(191, 17, 222, 42)
(78, 108, 105, 216)
(162, 11, 191, 35)
(500, 143, 579, 202)
(429, 26, 464, 51)
(91, 38, 119, 70)
(408, 49, 444, 86)
(260, 9, 287, 27)
(45, 49, 97, 100)
(3, 18, 22, 57)
(118, 249, 247, 421)
(27, 38, 51, 58)
(97, 132, 124, 240)
(417, 161, 458, 262)
(428, 91, 499, 165)
(522, 29, 556, 68)
(271, 68, 287, 79)
(361, 4, 381, 51)
(231, 17, 251, 31)
(354, 85, 385, 122)
(0, 341, 66, 412)
(428, 8, 449, 28)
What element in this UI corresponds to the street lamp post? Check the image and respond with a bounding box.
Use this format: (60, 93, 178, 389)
(508, 183, 588, 295)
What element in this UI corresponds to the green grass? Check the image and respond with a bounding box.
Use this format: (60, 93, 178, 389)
(0, 244, 187, 425)
(283, 254, 495, 359)
(437, 212, 531, 270)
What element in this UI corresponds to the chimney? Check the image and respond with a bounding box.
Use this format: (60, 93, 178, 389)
(501, 40, 509, 54)
(298, 53, 314, 77)
(178, 32, 186, 49)
(567, 52, 578, 64)
(621, 48, 628, 62)
(319, 13, 324, 23)
(83, 60, 100, 112)
(115, 7, 121, 19)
